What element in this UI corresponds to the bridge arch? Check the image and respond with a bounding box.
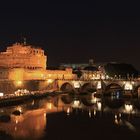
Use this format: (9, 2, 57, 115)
(60, 82, 74, 92)
(105, 83, 123, 95)
(80, 83, 96, 93)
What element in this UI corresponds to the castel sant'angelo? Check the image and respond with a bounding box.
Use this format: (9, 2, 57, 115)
(0, 42, 75, 81)
(0, 42, 76, 94)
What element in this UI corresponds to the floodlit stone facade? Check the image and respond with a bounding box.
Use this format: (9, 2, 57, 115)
(0, 43, 46, 69)
(0, 43, 76, 81)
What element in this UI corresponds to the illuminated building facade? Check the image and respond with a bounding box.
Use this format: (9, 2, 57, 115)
(0, 43, 76, 81)
(0, 43, 46, 69)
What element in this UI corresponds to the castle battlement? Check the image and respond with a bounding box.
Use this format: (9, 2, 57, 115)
(0, 43, 47, 69)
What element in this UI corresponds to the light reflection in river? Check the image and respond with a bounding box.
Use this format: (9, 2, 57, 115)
(0, 93, 140, 139)
(0, 109, 46, 139)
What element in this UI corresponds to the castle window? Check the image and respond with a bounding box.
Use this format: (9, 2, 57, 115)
(33, 50, 36, 55)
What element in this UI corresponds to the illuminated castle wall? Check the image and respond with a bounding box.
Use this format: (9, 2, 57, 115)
(0, 43, 46, 69)
(0, 43, 76, 81)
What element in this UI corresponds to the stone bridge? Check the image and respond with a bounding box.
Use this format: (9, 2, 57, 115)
(1, 79, 140, 96)
(56, 79, 140, 95)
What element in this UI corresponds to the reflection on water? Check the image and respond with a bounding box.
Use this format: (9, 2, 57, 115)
(0, 93, 140, 139)
(0, 109, 46, 139)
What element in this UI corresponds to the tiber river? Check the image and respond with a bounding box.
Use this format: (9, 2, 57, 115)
(0, 92, 140, 140)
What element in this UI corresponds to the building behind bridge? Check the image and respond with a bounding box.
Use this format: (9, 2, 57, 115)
(60, 60, 139, 80)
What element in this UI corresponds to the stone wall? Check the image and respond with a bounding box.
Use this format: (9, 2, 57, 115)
(0, 80, 56, 94)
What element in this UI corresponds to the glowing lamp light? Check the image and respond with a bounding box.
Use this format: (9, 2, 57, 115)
(16, 106, 22, 113)
(125, 104, 133, 113)
(89, 110, 92, 118)
(16, 120, 18, 124)
(15, 126, 17, 131)
(91, 96, 97, 104)
(47, 79, 53, 84)
(101, 75, 105, 80)
(97, 81, 102, 89)
(15, 80, 23, 87)
(92, 74, 95, 78)
(44, 113, 46, 117)
(94, 110, 96, 116)
(72, 100, 80, 108)
(97, 101, 102, 111)
(106, 75, 109, 79)
(114, 114, 119, 125)
(66, 107, 70, 116)
(47, 103, 52, 110)
(124, 82, 133, 90)
(131, 81, 135, 86)
(73, 81, 80, 88)
(0, 92, 4, 97)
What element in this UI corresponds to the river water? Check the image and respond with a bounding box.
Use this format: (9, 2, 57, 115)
(0, 93, 140, 140)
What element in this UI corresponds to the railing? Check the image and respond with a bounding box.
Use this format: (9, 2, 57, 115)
(55, 78, 140, 82)
(0, 77, 140, 83)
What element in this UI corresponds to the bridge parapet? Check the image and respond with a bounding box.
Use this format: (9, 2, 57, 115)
(55, 78, 140, 93)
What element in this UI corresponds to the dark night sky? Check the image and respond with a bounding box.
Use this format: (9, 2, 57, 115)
(0, 1, 140, 69)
